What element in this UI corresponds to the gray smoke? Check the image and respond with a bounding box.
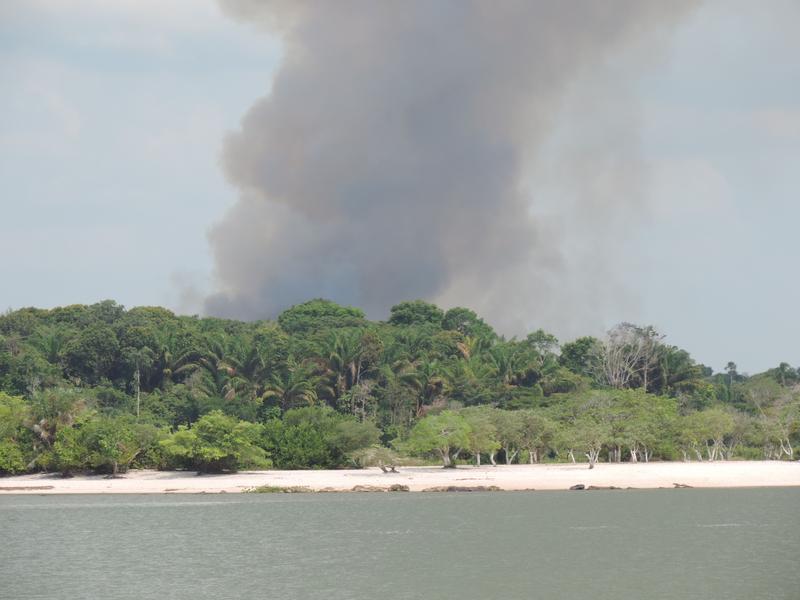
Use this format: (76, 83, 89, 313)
(206, 1, 697, 335)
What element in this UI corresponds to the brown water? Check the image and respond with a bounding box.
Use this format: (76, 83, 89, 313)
(1, 488, 798, 599)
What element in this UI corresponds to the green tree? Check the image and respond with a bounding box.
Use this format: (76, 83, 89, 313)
(573, 418, 611, 469)
(442, 307, 496, 340)
(680, 408, 736, 461)
(766, 362, 799, 387)
(517, 410, 557, 464)
(559, 336, 603, 378)
(277, 299, 366, 334)
(388, 300, 444, 328)
(461, 406, 500, 466)
(62, 324, 120, 384)
(403, 411, 471, 467)
(488, 409, 523, 465)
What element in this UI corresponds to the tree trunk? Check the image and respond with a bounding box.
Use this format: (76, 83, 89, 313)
(586, 449, 599, 470)
(489, 451, 497, 466)
(135, 367, 141, 421)
(475, 452, 481, 467)
(780, 439, 793, 459)
(504, 447, 517, 465)
(724, 442, 736, 460)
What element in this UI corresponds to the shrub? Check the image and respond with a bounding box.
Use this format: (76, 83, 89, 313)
(161, 411, 270, 473)
(0, 440, 26, 475)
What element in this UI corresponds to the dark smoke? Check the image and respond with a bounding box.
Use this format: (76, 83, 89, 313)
(206, 1, 697, 336)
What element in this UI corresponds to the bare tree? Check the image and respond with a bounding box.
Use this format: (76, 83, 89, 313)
(601, 323, 663, 390)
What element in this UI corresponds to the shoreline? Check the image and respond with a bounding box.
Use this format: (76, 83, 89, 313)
(1, 461, 798, 494)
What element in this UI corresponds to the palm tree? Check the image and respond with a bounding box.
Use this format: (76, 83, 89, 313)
(29, 325, 70, 365)
(456, 336, 490, 360)
(489, 343, 528, 387)
(322, 331, 363, 396)
(649, 346, 691, 395)
(27, 388, 89, 453)
(173, 337, 247, 403)
(400, 360, 452, 417)
(724, 361, 738, 400)
(313, 330, 382, 409)
(391, 328, 432, 362)
(448, 356, 497, 406)
(261, 359, 318, 410)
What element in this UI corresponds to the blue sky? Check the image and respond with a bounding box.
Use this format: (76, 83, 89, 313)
(1, 0, 798, 373)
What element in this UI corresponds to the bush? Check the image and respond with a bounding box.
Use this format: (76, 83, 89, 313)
(161, 410, 270, 473)
(263, 406, 379, 469)
(350, 445, 402, 472)
(0, 440, 26, 475)
(53, 425, 88, 474)
(262, 419, 331, 469)
(737, 446, 763, 461)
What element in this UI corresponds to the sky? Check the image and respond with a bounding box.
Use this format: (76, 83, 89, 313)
(1, 0, 798, 374)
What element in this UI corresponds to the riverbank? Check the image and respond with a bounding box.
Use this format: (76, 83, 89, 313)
(1, 461, 798, 494)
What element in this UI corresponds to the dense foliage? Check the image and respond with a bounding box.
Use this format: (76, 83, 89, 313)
(0, 299, 797, 474)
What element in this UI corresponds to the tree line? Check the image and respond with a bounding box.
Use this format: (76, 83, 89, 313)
(0, 299, 797, 474)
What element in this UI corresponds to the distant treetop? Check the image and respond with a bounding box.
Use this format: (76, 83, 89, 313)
(277, 299, 366, 334)
(388, 300, 444, 327)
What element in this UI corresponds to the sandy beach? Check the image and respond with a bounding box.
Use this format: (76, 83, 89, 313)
(0, 461, 798, 494)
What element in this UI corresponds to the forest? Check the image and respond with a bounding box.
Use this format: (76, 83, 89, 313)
(0, 298, 797, 475)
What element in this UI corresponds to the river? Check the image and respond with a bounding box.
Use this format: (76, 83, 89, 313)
(1, 488, 798, 599)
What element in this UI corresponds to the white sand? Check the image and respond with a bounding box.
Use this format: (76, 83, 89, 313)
(0, 461, 798, 494)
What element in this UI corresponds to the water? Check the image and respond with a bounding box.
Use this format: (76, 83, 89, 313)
(1, 489, 798, 600)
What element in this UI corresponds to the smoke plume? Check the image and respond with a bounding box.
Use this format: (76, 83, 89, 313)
(206, 1, 697, 336)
